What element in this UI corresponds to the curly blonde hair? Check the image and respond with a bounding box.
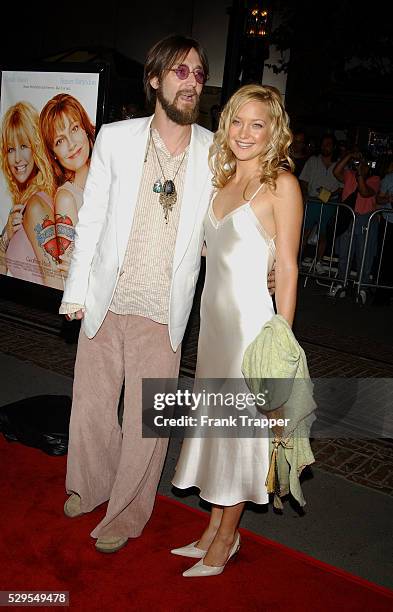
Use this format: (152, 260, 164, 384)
(1, 101, 55, 205)
(209, 84, 294, 191)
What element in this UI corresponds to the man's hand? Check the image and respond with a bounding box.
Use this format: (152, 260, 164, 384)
(267, 266, 276, 296)
(65, 309, 84, 321)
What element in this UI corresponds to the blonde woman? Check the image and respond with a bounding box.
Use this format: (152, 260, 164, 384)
(172, 84, 303, 576)
(0, 101, 62, 288)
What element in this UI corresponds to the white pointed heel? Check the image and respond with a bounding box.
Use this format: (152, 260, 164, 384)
(171, 540, 207, 558)
(182, 533, 241, 577)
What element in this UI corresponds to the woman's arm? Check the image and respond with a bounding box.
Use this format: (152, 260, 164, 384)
(0, 221, 10, 274)
(333, 152, 353, 182)
(55, 188, 79, 232)
(23, 194, 64, 290)
(272, 172, 303, 326)
(0, 226, 7, 274)
(0, 203, 25, 273)
(3, 204, 24, 245)
(54, 188, 79, 277)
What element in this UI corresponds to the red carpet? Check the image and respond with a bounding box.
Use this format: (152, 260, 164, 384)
(1, 436, 393, 612)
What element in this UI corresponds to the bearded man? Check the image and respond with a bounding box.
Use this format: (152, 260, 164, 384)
(60, 35, 213, 553)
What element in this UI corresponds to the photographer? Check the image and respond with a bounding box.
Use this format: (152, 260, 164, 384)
(330, 150, 380, 302)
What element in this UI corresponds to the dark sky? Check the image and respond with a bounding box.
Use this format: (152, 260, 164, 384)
(1, 0, 391, 135)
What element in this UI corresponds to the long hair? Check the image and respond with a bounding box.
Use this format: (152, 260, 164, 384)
(1, 101, 55, 205)
(39, 94, 95, 192)
(144, 34, 209, 106)
(209, 84, 294, 191)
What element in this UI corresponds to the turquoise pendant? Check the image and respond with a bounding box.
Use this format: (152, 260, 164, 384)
(153, 179, 162, 193)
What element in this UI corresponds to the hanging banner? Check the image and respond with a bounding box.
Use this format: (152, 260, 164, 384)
(0, 65, 107, 290)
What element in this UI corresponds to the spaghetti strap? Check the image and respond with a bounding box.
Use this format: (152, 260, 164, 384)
(247, 183, 264, 203)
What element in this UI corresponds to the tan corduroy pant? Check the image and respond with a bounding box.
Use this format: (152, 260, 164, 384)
(65, 312, 181, 539)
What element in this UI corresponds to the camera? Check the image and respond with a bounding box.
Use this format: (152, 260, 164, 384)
(367, 160, 376, 169)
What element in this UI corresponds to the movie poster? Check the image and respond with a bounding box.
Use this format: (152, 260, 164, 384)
(0, 69, 102, 290)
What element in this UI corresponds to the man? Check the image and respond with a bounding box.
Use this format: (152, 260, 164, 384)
(60, 35, 275, 554)
(60, 35, 213, 554)
(299, 134, 342, 274)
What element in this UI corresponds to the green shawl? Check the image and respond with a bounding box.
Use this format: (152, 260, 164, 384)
(242, 314, 316, 510)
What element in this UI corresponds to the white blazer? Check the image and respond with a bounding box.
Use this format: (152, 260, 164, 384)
(62, 116, 214, 350)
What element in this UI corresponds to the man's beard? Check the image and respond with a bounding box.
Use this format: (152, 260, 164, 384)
(157, 86, 200, 125)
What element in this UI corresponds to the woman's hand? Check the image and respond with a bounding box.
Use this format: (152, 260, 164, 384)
(6, 203, 24, 240)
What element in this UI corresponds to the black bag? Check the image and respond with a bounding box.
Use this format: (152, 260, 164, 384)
(334, 189, 358, 237)
(0, 395, 71, 455)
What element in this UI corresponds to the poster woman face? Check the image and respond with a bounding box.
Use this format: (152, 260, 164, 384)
(7, 133, 35, 185)
(52, 113, 90, 174)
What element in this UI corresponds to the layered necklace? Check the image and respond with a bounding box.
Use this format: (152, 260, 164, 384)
(148, 129, 187, 223)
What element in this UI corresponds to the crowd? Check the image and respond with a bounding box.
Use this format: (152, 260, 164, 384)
(289, 129, 393, 305)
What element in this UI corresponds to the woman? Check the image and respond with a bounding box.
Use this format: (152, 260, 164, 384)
(39, 94, 95, 272)
(0, 101, 62, 288)
(171, 84, 303, 576)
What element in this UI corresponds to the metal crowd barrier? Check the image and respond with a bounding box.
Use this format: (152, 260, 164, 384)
(355, 208, 393, 300)
(299, 198, 356, 292)
(299, 198, 393, 303)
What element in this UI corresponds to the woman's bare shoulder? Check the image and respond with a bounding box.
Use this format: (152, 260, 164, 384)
(55, 187, 76, 208)
(24, 193, 52, 219)
(276, 170, 299, 190)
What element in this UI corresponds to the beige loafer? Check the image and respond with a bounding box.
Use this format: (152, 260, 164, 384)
(64, 493, 84, 518)
(95, 536, 129, 554)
